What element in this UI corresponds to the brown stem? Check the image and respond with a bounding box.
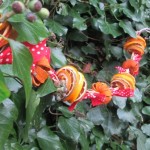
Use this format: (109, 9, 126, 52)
(0, 11, 15, 23)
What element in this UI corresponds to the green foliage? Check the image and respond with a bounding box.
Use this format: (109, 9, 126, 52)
(0, 0, 150, 149)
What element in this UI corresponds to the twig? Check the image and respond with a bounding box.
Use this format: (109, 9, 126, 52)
(0, 11, 15, 23)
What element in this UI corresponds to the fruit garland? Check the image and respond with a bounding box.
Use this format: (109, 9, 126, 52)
(0, 18, 148, 111)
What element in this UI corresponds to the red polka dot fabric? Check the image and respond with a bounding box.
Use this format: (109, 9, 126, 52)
(0, 39, 51, 72)
(111, 88, 134, 97)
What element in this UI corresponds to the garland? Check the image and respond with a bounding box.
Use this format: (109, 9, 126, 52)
(0, 19, 148, 111)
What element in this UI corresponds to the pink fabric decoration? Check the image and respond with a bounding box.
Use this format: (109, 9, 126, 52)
(111, 88, 134, 97)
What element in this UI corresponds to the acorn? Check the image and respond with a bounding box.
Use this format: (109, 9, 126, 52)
(37, 8, 50, 19)
(12, 1, 25, 14)
(26, 12, 37, 22)
(28, 0, 42, 12)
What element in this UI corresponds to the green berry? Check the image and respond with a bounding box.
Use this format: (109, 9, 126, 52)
(37, 8, 50, 19)
(28, 0, 42, 12)
(12, 1, 25, 14)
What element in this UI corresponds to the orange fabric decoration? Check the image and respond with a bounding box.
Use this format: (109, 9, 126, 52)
(32, 57, 51, 86)
(111, 73, 135, 90)
(92, 82, 112, 104)
(0, 16, 17, 48)
(122, 59, 139, 76)
(56, 65, 87, 103)
(123, 35, 146, 56)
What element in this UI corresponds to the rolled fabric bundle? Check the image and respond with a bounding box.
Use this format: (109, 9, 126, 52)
(123, 35, 146, 56)
(122, 59, 139, 76)
(111, 72, 135, 97)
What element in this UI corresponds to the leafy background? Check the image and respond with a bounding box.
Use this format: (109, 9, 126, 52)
(0, 0, 150, 149)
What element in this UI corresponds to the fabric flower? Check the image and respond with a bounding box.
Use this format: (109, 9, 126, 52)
(91, 82, 112, 105)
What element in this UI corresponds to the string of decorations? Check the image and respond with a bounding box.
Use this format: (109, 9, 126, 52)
(0, 17, 148, 111)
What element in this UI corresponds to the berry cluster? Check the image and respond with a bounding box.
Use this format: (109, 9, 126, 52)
(11, 0, 50, 22)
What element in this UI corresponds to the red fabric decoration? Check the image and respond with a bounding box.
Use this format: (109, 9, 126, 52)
(0, 39, 51, 72)
(111, 88, 134, 97)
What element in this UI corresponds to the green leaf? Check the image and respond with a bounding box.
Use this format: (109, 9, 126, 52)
(145, 138, 150, 150)
(92, 18, 122, 38)
(9, 39, 32, 107)
(87, 106, 107, 125)
(57, 3, 69, 16)
(51, 47, 67, 68)
(37, 78, 56, 97)
(0, 99, 18, 149)
(0, 71, 10, 102)
(113, 96, 127, 109)
(142, 106, 150, 116)
(79, 130, 89, 150)
(44, 19, 68, 36)
(110, 46, 123, 60)
(8, 14, 48, 44)
(117, 108, 138, 124)
(68, 8, 87, 31)
(130, 88, 142, 103)
(119, 20, 136, 38)
(0, 0, 13, 13)
(68, 30, 88, 42)
(81, 43, 97, 55)
(58, 116, 80, 142)
(57, 106, 73, 118)
(141, 124, 150, 136)
(25, 90, 40, 132)
(37, 127, 64, 150)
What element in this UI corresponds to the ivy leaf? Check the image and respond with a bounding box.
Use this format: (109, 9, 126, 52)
(117, 108, 138, 124)
(44, 19, 68, 36)
(110, 46, 123, 60)
(68, 30, 88, 42)
(0, 71, 10, 102)
(81, 43, 97, 55)
(142, 106, 150, 116)
(8, 14, 48, 44)
(87, 106, 107, 125)
(0, 99, 18, 149)
(37, 78, 56, 97)
(37, 127, 65, 150)
(119, 20, 136, 38)
(141, 124, 150, 136)
(51, 47, 67, 68)
(9, 39, 32, 107)
(58, 116, 80, 142)
(92, 18, 122, 38)
(68, 8, 87, 31)
(130, 88, 142, 103)
(113, 96, 127, 109)
(57, 106, 73, 118)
